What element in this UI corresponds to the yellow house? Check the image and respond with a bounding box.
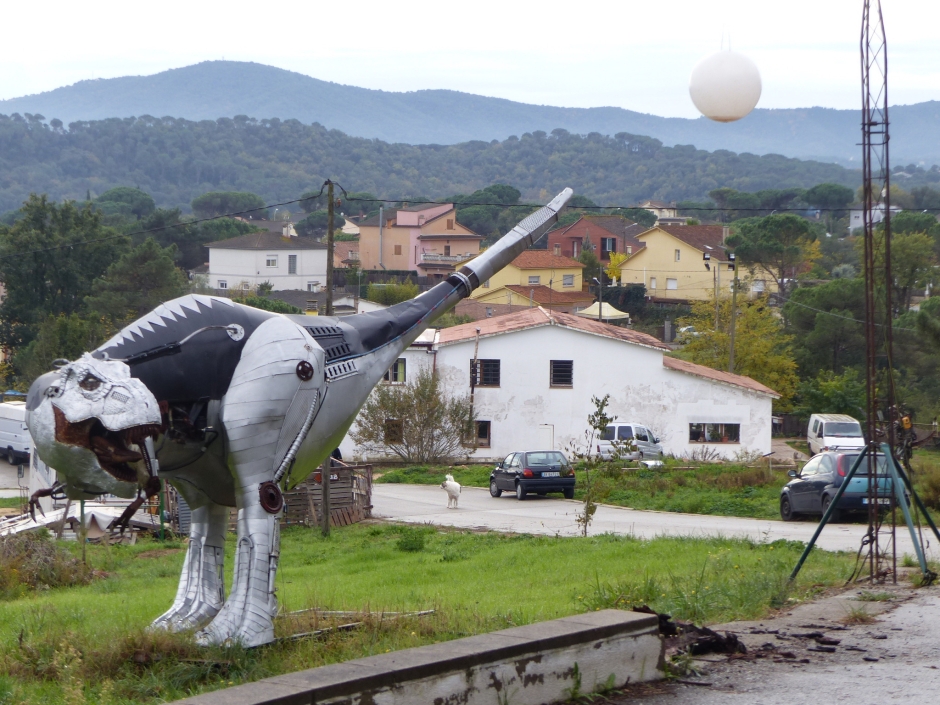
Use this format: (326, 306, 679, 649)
(619, 225, 745, 301)
(358, 203, 482, 278)
(459, 249, 593, 313)
(469, 250, 586, 297)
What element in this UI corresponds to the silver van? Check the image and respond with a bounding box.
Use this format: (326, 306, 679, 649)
(0, 401, 30, 464)
(807, 413, 865, 455)
(597, 422, 663, 461)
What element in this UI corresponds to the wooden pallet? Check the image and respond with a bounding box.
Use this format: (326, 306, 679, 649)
(222, 464, 373, 532)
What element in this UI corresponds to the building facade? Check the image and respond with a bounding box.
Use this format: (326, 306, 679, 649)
(546, 216, 645, 264)
(617, 225, 750, 302)
(357, 203, 483, 277)
(340, 308, 777, 461)
(206, 232, 327, 292)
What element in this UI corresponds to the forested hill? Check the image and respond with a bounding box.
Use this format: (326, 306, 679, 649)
(2, 61, 940, 165)
(0, 113, 875, 213)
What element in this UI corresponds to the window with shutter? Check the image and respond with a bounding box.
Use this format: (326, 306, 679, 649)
(550, 360, 573, 387)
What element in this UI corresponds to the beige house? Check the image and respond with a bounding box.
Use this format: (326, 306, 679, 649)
(636, 200, 678, 220)
(358, 203, 482, 278)
(618, 225, 743, 302)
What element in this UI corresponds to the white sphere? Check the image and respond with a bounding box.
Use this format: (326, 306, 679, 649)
(689, 50, 762, 122)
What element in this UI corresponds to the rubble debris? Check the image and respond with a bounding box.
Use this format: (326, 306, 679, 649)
(633, 605, 747, 657)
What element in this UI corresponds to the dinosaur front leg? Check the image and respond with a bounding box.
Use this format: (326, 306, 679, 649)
(196, 483, 281, 647)
(151, 502, 228, 632)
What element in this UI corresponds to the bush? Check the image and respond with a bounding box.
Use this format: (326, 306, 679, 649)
(396, 528, 427, 553)
(0, 533, 95, 598)
(915, 462, 940, 511)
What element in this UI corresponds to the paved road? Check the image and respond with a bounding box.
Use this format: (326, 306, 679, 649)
(372, 484, 938, 558)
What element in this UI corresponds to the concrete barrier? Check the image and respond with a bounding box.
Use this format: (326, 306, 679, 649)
(173, 609, 663, 705)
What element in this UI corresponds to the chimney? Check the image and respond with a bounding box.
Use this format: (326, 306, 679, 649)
(722, 226, 730, 242)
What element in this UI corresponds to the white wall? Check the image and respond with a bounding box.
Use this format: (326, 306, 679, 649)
(209, 248, 327, 291)
(339, 325, 773, 462)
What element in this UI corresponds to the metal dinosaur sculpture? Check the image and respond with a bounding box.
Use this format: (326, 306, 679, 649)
(25, 188, 572, 647)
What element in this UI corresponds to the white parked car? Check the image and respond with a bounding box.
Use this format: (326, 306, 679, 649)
(0, 401, 30, 464)
(806, 413, 865, 455)
(597, 422, 663, 461)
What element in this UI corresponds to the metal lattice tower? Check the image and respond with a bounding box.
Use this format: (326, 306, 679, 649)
(860, 0, 896, 582)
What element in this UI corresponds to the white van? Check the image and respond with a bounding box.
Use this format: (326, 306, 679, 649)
(0, 401, 31, 465)
(597, 422, 663, 461)
(807, 413, 865, 455)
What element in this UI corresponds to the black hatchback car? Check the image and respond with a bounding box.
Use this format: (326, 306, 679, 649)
(490, 450, 576, 500)
(780, 451, 904, 521)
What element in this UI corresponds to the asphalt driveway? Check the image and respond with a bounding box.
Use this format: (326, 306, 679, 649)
(372, 484, 938, 559)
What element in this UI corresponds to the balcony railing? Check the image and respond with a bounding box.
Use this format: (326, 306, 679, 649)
(419, 253, 469, 263)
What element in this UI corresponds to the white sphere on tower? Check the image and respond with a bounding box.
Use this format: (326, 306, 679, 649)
(689, 50, 762, 122)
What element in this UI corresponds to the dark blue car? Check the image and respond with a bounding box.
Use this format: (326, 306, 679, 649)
(780, 451, 906, 521)
(490, 450, 576, 501)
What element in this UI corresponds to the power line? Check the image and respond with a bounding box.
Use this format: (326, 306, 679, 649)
(345, 196, 920, 214)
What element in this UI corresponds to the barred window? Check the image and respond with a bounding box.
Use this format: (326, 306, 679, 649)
(550, 360, 573, 387)
(471, 359, 501, 387)
(464, 420, 492, 448)
(384, 419, 404, 444)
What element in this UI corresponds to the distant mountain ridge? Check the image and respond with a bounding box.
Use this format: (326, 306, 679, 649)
(2, 61, 939, 166)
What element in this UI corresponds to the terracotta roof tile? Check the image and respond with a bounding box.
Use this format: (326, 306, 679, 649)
(510, 250, 584, 269)
(648, 225, 729, 259)
(503, 285, 594, 305)
(663, 356, 778, 397)
(437, 306, 668, 350)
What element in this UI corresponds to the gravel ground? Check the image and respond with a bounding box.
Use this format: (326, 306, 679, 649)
(604, 579, 940, 704)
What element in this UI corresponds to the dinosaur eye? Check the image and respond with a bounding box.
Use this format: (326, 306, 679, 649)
(79, 374, 102, 391)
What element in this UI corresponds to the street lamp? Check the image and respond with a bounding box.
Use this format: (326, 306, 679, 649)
(592, 277, 603, 322)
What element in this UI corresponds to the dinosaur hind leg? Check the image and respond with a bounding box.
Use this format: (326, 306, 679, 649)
(150, 502, 228, 632)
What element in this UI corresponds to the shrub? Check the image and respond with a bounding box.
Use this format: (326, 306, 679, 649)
(396, 528, 427, 553)
(0, 533, 95, 598)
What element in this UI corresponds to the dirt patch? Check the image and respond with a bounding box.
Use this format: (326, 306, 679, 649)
(136, 548, 182, 559)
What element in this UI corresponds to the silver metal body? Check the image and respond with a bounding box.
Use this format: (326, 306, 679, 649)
(25, 189, 572, 647)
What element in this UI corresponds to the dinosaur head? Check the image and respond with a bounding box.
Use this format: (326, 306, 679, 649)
(26, 354, 162, 498)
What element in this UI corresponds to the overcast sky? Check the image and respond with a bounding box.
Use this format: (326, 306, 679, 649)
(3, 0, 937, 117)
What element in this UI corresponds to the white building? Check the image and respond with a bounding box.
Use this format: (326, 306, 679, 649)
(340, 307, 778, 461)
(206, 232, 327, 292)
(848, 205, 901, 233)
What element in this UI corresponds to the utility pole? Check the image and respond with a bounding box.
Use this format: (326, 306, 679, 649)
(728, 253, 737, 373)
(320, 457, 331, 537)
(595, 276, 603, 321)
(717, 258, 722, 328)
(325, 181, 335, 316)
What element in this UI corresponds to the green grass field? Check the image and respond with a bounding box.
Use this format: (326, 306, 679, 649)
(0, 523, 857, 704)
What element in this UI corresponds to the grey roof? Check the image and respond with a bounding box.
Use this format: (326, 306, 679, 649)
(206, 233, 327, 250)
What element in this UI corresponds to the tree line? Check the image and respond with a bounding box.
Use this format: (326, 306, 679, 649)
(5, 112, 923, 216)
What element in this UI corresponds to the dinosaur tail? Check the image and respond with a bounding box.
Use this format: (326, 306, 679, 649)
(343, 188, 573, 352)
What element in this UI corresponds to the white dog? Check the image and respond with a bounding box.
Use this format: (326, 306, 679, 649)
(441, 474, 461, 509)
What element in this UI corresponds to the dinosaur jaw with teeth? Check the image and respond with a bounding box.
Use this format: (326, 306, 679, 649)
(53, 406, 161, 484)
